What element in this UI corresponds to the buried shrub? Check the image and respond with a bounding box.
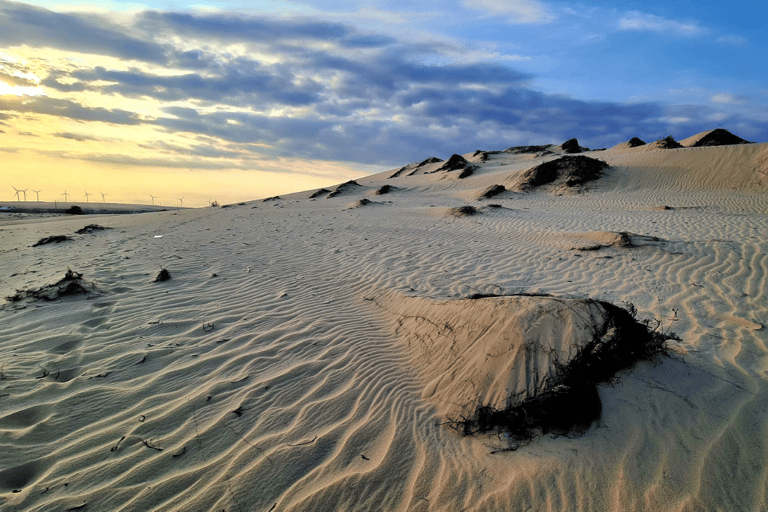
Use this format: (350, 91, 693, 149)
(445, 300, 677, 450)
(479, 184, 506, 199)
(65, 205, 83, 215)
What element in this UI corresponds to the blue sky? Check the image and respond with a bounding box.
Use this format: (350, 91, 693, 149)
(1, 0, 766, 203)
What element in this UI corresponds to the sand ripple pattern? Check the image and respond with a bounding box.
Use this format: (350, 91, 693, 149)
(2, 170, 768, 511)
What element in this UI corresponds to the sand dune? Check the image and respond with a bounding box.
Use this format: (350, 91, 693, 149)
(2, 132, 768, 511)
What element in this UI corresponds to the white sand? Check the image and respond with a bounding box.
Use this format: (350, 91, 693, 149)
(1, 140, 767, 511)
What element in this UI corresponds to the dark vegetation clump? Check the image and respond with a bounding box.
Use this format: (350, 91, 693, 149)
(309, 188, 330, 198)
(654, 135, 683, 149)
(375, 185, 395, 195)
(472, 150, 499, 162)
(520, 156, 609, 190)
(327, 181, 361, 198)
(436, 154, 470, 172)
(504, 144, 552, 155)
(262, 196, 281, 202)
(65, 205, 83, 215)
(153, 268, 171, 282)
(560, 138, 586, 153)
(6, 269, 94, 303)
(446, 300, 677, 450)
(479, 184, 506, 199)
(457, 166, 475, 179)
(32, 235, 71, 247)
(448, 205, 479, 216)
(691, 128, 752, 147)
(75, 224, 109, 234)
(627, 137, 646, 147)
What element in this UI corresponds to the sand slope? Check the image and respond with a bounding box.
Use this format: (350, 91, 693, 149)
(1, 138, 768, 511)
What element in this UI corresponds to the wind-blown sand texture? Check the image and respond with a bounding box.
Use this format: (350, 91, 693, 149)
(2, 136, 768, 511)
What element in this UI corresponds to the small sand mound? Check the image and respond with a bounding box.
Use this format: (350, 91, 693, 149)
(447, 205, 479, 217)
(374, 185, 396, 195)
(262, 196, 281, 202)
(5, 270, 95, 303)
(479, 184, 506, 199)
(681, 128, 752, 147)
(386, 295, 674, 450)
(309, 188, 330, 199)
(435, 154, 471, 173)
(648, 136, 683, 150)
(518, 156, 609, 191)
(347, 198, 376, 209)
(327, 181, 361, 198)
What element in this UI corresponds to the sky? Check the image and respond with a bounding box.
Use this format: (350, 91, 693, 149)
(1, 0, 766, 206)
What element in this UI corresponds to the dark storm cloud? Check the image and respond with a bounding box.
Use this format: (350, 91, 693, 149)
(0, 0, 167, 62)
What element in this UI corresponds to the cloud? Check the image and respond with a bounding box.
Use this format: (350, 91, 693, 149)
(0, 0, 167, 62)
(717, 35, 747, 45)
(711, 93, 745, 105)
(618, 11, 702, 35)
(53, 132, 102, 142)
(0, 96, 143, 125)
(462, 0, 555, 24)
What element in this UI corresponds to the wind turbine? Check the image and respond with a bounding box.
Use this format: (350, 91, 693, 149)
(100, 192, 107, 203)
(12, 186, 21, 202)
(62, 190, 69, 202)
(84, 191, 91, 202)
(32, 189, 42, 202)
(149, 194, 157, 205)
(177, 197, 184, 207)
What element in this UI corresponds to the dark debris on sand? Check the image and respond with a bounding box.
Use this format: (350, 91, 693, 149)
(446, 299, 677, 450)
(76, 224, 110, 234)
(6, 269, 94, 302)
(627, 137, 646, 147)
(32, 235, 71, 247)
(153, 268, 171, 282)
(375, 185, 396, 195)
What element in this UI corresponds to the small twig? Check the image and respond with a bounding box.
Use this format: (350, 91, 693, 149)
(202, 322, 215, 332)
(35, 365, 50, 379)
(138, 415, 146, 422)
(361, 454, 370, 461)
(65, 503, 87, 511)
(110, 435, 126, 452)
(286, 435, 317, 447)
(141, 438, 163, 451)
(172, 446, 187, 458)
(136, 355, 147, 365)
(268, 503, 276, 512)
(232, 406, 244, 417)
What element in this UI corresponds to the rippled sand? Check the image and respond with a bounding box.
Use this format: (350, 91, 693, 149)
(1, 141, 767, 511)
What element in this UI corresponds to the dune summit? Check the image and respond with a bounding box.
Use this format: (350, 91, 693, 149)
(1, 128, 767, 511)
